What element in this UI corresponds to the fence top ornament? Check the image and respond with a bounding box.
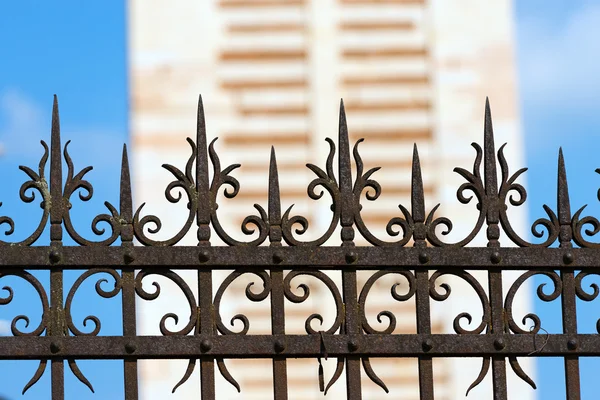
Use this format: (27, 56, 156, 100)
(3, 94, 596, 252)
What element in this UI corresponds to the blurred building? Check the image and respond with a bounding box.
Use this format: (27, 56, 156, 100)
(128, 0, 533, 399)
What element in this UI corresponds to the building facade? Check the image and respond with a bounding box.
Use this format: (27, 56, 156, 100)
(128, 0, 533, 398)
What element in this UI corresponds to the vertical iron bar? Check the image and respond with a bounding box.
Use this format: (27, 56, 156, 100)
(271, 270, 287, 400)
(120, 145, 138, 400)
(415, 272, 433, 400)
(196, 96, 216, 400)
(562, 270, 580, 400)
(412, 145, 434, 400)
(50, 269, 64, 400)
(198, 273, 214, 400)
(269, 147, 288, 399)
(49, 95, 65, 400)
(483, 99, 507, 400)
(338, 101, 361, 399)
(557, 148, 581, 399)
(489, 270, 507, 400)
(198, 272, 214, 400)
(342, 269, 361, 400)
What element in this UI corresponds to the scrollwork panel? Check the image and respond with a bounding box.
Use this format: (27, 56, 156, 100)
(64, 269, 122, 337)
(283, 270, 343, 335)
(429, 270, 490, 335)
(358, 270, 416, 334)
(574, 270, 600, 333)
(214, 269, 271, 335)
(0, 270, 49, 337)
(504, 270, 562, 335)
(135, 269, 198, 336)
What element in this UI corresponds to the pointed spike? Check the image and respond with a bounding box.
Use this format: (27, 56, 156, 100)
(338, 99, 355, 245)
(338, 99, 351, 193)
(483, 98, 501, 247)
(483, 97, 498, 197)
(22, 359, 47, 395)
(217, 358, 241, 393)
(411, 144, 425, 223)
(49, 95, 63, 241)
(120, 144, 133, 226)
(67, 359, 95, 393)
(50, 95, 62, 204)
(268, 146, 283, 246)
(557, 148, 573, 247)
(557, 148, 571, 223)
(268, 146, 282, 226)
(196, 95, 211, 244)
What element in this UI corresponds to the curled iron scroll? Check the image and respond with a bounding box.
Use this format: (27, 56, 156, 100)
(283, 271, 344, 334)
(208, 138, 269, 246)
(133, 138, 197, 246)
(62, 141, 122, 246)
(358, 270, 416, 334)
(572, 205, 600, 248)
(352, 139, 413, 246)
(497, 145, 559, 247)
(502, 271, 561, 391)
(0, 271, 51, 395)
(505, 271, 561, 334)
(0, 271, 49, 337)
(429, 270, 490, 334)
(135, 270, 198, 336)
(570, 169, 600, 248)
(214, 269, 271, 335)
(0, 141, 50, 246)
(64, 269, 122, 336)
(211, 269, 270, 394)
(575, 271, 600, 333)
(281, 138, 341, 246)
(427, 143, 486, 247)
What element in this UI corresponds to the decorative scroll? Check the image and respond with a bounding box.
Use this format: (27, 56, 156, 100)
(0, 141, 50, 246)
(208, 139, 269, 246)
(358, 270, 416, 334)
(214, 270, 271, 335)
(575, 272, 600, 333)
(505, 271, 562, 335)
(0, 271, 49, 336)
(133, 138, 198, 246)
(283, 271, 344, 334)
(64, 269, 122, 336)
(135, 270, 198, 336)
(212, 269, 271, 392)
(4, 96, 589, 250)
(62, 142, 123, 246)
(430, 270, 491, 335)
(281, 138, 341, 246)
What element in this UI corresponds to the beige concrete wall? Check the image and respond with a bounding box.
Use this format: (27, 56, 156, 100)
(128, 0, 533, 399)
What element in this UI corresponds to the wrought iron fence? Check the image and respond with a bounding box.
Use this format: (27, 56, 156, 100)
(0, 95, 598, 399)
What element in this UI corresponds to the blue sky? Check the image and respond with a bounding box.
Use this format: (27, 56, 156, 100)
(515, 1, 600, 398)
(0, 2, 127, 399)
(0, 1, 599, 399)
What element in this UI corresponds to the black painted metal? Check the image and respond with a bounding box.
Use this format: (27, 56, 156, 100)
(0, 95, 598, 399)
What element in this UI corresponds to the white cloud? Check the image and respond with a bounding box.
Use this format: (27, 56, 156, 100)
(0, 89, 46, 158)
(517, 3, 600, 114)
(0, 89, 124, 170)
(0, 319, 10, 336)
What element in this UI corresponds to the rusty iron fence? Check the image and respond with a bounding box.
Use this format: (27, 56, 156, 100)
(0, 95, 598, 399)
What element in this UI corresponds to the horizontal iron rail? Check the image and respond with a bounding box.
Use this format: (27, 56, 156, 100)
(0, 246, 596, 269)
(0, 334, 595, 359)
